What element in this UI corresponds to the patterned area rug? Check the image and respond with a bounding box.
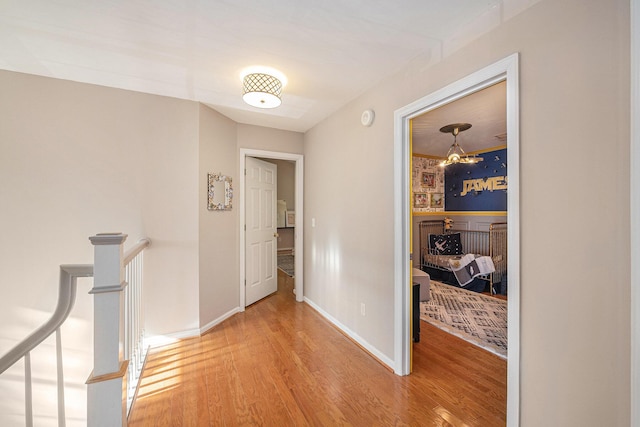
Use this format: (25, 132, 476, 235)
(277, 254, 294, 277)
(420, 281, 507, 359)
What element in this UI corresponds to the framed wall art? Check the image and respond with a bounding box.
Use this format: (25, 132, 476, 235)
(414, 193, 429, 208)
(421, 172, 436, 188)
(285, 210, 296, 227)
(430, 193, 444, 208)
(207, 173, 233, 211)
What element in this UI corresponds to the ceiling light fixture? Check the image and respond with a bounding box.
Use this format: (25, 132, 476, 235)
(242, 72, 283, 109)
(438, 123, 483, 167)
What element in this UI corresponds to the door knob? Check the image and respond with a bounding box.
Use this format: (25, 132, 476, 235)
(274, 233, 279, 238)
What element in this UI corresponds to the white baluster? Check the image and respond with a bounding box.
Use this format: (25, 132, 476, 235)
(25, 352, 33, 427)
(56, 328, 66, 427)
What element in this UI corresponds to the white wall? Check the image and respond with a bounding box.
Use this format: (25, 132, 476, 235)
(304, 0, 630, 424)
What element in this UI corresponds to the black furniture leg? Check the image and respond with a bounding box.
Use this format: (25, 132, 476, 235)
(413, 283, 420, 342)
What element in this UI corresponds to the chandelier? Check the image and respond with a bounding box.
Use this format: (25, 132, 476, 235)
(438, 123, 483, 167)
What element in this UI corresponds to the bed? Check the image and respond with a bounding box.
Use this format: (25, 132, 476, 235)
(419, 220, 507, 294)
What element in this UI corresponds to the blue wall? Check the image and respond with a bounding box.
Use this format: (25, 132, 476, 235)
(444, 148, 507, 211)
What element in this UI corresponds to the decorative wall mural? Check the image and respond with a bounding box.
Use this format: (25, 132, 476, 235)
(413, 148, 507, 213)
(412, 156, 444, 213)
(445, 148, 507, 212)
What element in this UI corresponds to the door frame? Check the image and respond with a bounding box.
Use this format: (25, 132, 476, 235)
(239, 149, 304, 309)
(393, 53, 520, 424)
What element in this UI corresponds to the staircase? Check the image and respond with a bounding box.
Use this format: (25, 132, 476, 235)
(0, 233, 150, 426)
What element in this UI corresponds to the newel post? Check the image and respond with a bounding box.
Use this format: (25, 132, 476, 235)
(87, 233, 128, 427)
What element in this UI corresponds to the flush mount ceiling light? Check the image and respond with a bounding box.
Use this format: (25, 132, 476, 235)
(241, 68, 286, 109)
(438, 123, 483, 167)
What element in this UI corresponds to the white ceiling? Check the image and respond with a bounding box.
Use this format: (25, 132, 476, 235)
(412, 80, 507, 157)
(0, 0, 539, 132)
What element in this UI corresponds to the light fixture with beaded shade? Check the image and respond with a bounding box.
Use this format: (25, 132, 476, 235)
(242, 72, 283, 108)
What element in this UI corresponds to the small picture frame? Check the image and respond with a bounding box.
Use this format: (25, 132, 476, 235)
(286, 210, 295, 227)
(430, 193, 444, 208)
(207, 173, 233, 211)
(421, 172, 436, 188)
(413, 193, 429, 208)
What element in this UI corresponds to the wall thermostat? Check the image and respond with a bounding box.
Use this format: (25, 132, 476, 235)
(361, 109, 375, 127)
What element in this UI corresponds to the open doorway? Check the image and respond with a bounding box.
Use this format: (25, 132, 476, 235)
(259, 157, 296, 293)
(239, 149, 304, 309)
(394, 54, 520, 425)
(411, 79, 508, 353)
(269, 158, 297, 278)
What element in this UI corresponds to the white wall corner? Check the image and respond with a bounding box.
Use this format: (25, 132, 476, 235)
(200, 307, 241, 335)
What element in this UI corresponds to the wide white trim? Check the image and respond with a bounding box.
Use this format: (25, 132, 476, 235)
(393, 53, 520, 425)
(144, 307, 241, 349)
(145, 329, 201, 349)
(631, 0, 639, 424)
(200, 307, 241, 335)
(239, 149, 304, 308)
(303, 297, 395, 369)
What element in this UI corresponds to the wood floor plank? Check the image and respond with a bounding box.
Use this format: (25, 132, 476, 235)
(129, 276, 507, 426)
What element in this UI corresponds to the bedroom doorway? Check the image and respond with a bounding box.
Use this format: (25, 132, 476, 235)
(239, 149, 304, 309)
(393, 54, 520, 425)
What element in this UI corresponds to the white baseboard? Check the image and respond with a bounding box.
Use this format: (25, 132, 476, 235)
(144, 300, 395, 372)
(145, 307, 241, 349)
(303, 297, 394, 370)
(145, 328, 200, 349)
(199, 307, 241, 335)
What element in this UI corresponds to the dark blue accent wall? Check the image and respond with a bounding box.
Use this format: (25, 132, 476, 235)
(444, 148, 507, 211)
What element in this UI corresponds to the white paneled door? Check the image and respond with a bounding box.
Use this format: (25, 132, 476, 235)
(245, 157, 278, 306)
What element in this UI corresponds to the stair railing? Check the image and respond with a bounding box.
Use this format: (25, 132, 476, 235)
(0, 233, 150, 426)
(0, 264, 93, 426)
(123, 238, 150, 413)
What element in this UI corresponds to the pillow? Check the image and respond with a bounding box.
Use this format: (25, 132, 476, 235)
(429, 233, 463, 255)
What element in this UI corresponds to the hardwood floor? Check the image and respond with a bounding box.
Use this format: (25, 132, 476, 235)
(128, 274, 506, 426)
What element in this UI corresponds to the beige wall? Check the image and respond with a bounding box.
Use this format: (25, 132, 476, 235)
(237, 124, 304, 154)
(0, 69, 202, 341)
(198, 104, 239, 328)
(0, 72, 305, 344)
(139, 98, 200, 340)
(271, 158, 296, 212)
(0, 70, 201, 420)
(304, 0, 630, 425)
